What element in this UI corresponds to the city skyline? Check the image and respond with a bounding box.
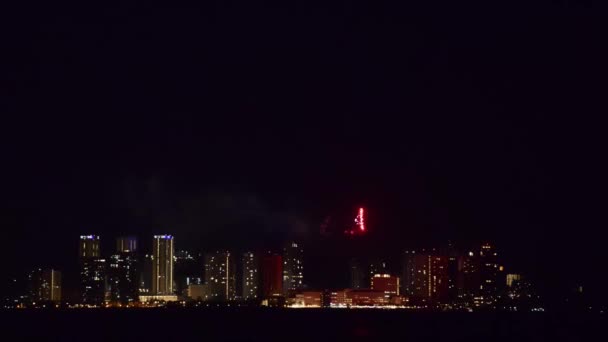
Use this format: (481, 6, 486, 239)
(5, 229, 549, 311)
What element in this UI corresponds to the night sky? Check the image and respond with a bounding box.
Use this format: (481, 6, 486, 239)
(2, 1, 608, 301)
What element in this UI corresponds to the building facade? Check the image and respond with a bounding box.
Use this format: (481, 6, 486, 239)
(28, 268, 61, 303)
(108, 238, 139, 305)
(331, 289, 388, 307)
(80, 258, 106, 305)
(79, 235, 105, 305)
(261, 253, 282, 298)
(371, 274, 400, 298)
(478, 243, 501, 307)
(116, 237, 137, 253)
(506, 273, 522, 287)
(152, 235, 174, 295)
(282, 242, 304, 295)
(79, 235, 100, 258)
(186, 284, 209, 301)
(368, 259, 388, 288)
(204, 251, 236, 300)
(242, 252, 260, 300)
(402, 250, 448, 304)
(139, 254, 154, 295)
(292, 291, 322, 307)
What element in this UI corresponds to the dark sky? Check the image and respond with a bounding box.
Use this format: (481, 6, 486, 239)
(2, 1, 608, 299)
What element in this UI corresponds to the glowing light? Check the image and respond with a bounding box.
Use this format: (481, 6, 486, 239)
(344, 207, 367, 236)
(357, 208, 365, 231)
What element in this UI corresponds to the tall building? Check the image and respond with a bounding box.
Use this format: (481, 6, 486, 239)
(402, 250, 448, 303)
(139, 254, 154, 295)
(204, 251, 236, 300)
(349, 258, 365, 289)
(478, 243, 501, 306)
(429, 255, 448, 301)
(81, 259, 106, 305)
(261, 252, 282, 298)
(116, 236, 137, 253)
(402, 251, 427, 298)
(28, 268, 61, 303)
(108, 237, 139, 305)
(457, 245, 503, 308)
(479, 243, 499, 288)
(242, 252, 260, 300)
(79, 235, 105, 305)
(152, 235, 174, 295)
(445, 243, 460, 302)
(282, 242, 304, 295)
(447, 255, 460, 302)
(458, 251, 480, 297)
(79, 235, 100, 258)
(371, 274, 400, 298)
(455, 244, 502, 307)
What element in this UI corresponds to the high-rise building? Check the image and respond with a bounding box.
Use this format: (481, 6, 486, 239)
(445, 243, 460, 302)
(152, 235, 174, 295)
(204, 251, 236, 301)
(282, 242, 304, 295)
(402, 251, 427, 298)
(116, 236, 137, 253)
(479, 243, 499, 291)
(242, 252, 259, 300)
(139, 254, 153, 295)
(429, 255, 448, 301)
(458, 251, 480, 298)
(81, 259, 106, 305)
(447, 255, 460, 301)
(478, 243, 501, 306)
(79, 235, 100, 258)
(28, 268, 61, 303)
(349, 258, 365, 289)
(457, 245, 502, 308)
(261, 252, 282, 298)
(108, 238, 139, 305)
(79, 235, 105, 305)
(371, 274, 400, 298)
(402, 250, 448, 303)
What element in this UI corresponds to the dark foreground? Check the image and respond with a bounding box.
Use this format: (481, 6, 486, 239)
(1, 309, 604, 341)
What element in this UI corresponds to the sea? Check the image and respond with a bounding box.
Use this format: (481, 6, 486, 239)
(1, 308, 604, 341)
